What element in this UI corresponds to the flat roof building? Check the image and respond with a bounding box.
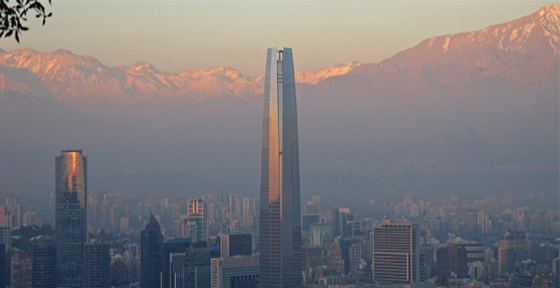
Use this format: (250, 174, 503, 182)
(372, 219, 420, 284)
(211, 254, 259, 288)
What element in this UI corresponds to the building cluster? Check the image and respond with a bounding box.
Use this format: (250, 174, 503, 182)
(0, 150, 112, 288)
(0, 195, 41, 231)
(86, 189, 259, 244)
(0, 48, 557, 288)
(296, 193, 559, 288)
(140, 213, 259, 288)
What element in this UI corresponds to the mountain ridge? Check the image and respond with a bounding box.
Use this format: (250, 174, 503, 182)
(0, 3, 557, 102)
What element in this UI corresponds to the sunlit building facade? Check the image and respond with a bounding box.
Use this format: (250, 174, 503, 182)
(188, 199, 208, 242)
(372, 219, 420, 284)
(259, 47, 302, 288)
(55, 150, 87, 288)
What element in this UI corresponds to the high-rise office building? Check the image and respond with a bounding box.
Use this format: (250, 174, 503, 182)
(302, 214, 322, 240)
(141, 215, 164, 288)
(0, 227, 11, 253)
(211, 254, 259, 288)
(163, 238, 193, 288)
(169, 252, 187, 288)
(0, 243, 4, 288)
(499, 230, 529, 275)
(55, 150, 87, 288)
(83, 242, 110, 288)
(242, 197, 251, 224)
(456, 243, 484, 264)
(11, 253, 32, 288)
(332, 208, 352, 238)
(349, 244, 362, 275)
(372, 219, 420, 284)
(552, 257, 559, 288)
(420, 245, 434, 279)
(436, 245, 468, 278)
(0, 243, 3, 288)
(219, 234, 252, 259)
(184, 247, 211, 288)
(259, 47, 302, 288)
(32, 243, 56, 288)
(188, 199, 208, 242)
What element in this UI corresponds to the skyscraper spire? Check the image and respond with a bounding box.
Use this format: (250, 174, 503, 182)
(259, 47, 302, 288)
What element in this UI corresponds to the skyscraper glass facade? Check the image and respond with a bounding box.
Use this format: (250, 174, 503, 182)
(83, 242, 110, 288)
(32, 243, 56, 288)
(55, 150, 87, 288)
(259, 47, 302, 288)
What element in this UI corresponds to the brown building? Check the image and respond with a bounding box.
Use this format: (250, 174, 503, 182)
(436, 245, 468, 278)
(303, 246, 323, 273)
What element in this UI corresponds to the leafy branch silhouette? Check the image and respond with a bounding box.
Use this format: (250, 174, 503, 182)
(0, 0, 52, 42)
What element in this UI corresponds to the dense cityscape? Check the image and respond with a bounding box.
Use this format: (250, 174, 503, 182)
(0, 46, 557, 288)
(0, 158, 557, 288)
(0, 1, 558, 288)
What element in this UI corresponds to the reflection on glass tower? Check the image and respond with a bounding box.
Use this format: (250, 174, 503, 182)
(55, 150, 87, 288)
(259, 47, 302, 288)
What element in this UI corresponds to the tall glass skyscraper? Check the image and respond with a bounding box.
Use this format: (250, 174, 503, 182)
(55, 150, 87, 288)
(259, 47, 302, 288)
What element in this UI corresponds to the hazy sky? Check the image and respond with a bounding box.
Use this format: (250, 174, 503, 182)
(1, 1, 551, 75)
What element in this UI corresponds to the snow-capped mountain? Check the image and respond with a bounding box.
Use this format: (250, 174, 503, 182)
(0, 48, 266, 102)
(0, 48, 361, 102)
(0, 3, 557, 103)
(308, 3, 559, 98)
(0, 4, 558, 205)
(295, 62, 361, 85)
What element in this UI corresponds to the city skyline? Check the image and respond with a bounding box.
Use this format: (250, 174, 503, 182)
(0, 1, 557, 288)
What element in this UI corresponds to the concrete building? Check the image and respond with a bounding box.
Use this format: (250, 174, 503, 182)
(372, 219, 420, 284)
(211, 255, 259, 288)
(349, 244, 362, 275)
(498, 230, 529, 275)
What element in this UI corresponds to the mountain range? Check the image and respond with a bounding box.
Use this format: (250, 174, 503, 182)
(0, 4, 558, 208)
(0, 47, 363, 101)
(0, 4, 557, 103)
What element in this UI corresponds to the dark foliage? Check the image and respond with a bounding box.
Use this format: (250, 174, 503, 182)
(0, 0, 52, 42)
(12, 224, 54, 238)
